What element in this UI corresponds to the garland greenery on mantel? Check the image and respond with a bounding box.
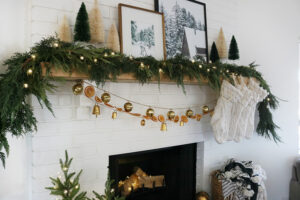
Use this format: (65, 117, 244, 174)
(0, 37, 279, 167)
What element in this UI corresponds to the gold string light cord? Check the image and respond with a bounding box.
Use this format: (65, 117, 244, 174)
(77, 81, 216, 131)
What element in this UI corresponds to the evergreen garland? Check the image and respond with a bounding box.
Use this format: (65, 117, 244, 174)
(229, 36, 240, 60)
(0, 37, 280, 168)
(210, 42, 220, 63)
(74, 3, 91, 42)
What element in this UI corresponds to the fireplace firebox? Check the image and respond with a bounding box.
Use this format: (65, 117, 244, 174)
(109, 143, 197, 200)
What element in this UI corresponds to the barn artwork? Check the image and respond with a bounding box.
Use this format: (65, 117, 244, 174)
(155, 0, 208, 60)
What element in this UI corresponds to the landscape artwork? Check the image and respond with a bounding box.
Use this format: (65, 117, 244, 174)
(155, 0, 208, 60)
(131, 21, 156, 57)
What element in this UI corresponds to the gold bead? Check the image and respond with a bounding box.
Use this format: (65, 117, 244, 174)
(186, 109, 194, 118)
(101, 93, 111, 103)
(146, 108, 154, 117)
(112, 111, 117, 119)
(92, 104, 100, 117)
(167, 110, 175, 120)
(27, 68, 33, 75)
(160, 122, 167, 131)
(124, 102, 133, 112)
(80, 56, 84, 60)
(141, 119, 146, 126)
(202, 105, 209, 114)
(180, 121, 184, 126)
(72, 82, 83, 95)
(23, 83, 29, 88)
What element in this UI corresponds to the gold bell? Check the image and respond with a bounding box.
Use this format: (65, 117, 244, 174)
(92, 104, 100, 117)
(202, 105, 209, 114)
(160, 122, 167, 131)
(112, 111, 117, 119)
(180, 121, 184, 126)
(141, 119, 146, 126)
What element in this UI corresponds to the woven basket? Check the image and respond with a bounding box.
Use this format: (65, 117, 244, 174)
(211, 170, 224, 200)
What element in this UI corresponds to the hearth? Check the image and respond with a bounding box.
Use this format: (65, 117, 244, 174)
(109, 144, 197, 200)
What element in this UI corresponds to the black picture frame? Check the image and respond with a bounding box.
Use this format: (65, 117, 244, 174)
(155, 0, 209, 62)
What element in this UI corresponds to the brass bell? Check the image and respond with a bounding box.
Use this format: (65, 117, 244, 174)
(180, 121, 184, 126)
(141, 119, 146, 126)
(146, 108, 154, 117)
(101, 92, 111, 103)
(112, 111, 117, 119)
(92, 104, 100, 117)
(124, 102, 133, 112)
(72, 82, 83, 95)
(160, 122, 167, 131)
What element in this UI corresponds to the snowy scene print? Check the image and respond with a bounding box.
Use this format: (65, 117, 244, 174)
(131, 21, 156, 57)
(156, 0, 208, 60)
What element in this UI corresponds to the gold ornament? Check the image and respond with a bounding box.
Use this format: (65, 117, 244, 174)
(112, 111, 117, 119)
(196, 191, 210, 200)
(23, 83, 29, 88)
(180, 121, 184, 126)
(146, 108, 154, 117)
(202, 105, 209, 114)
(141, 119, 146, 126)
(186, 109, 194, 118)
(160, 122, 167, 131)
(124, 102, 133, 112)
(27, 68, 33, 75)
(101, 93, 111, 103)
(92, 104, 100, 117)
(167, 110, 175, 120)
(72, 82, 83, 95)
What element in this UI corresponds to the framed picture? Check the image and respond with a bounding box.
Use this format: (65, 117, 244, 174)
(119, 4, 166, 60)
(155, 0, 208, 61)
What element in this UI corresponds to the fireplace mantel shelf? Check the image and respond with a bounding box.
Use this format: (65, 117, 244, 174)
(42, 65, 208, 85)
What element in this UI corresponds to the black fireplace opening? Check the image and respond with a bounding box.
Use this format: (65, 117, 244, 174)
(109, 143, 197, 200)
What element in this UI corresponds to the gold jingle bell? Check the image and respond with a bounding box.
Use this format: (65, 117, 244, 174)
(202, 105, 209, 114)
(146, 108, 154, 117)
(92, 104, 100, 117)
(124, 102, 133, 112)
(101, 92, 111, 103)
(167, 110, 175, 120)
(72, 82, 83, 95)
(186, 109, 194, 118)
(112, 111, 117, 119)
(180, 121, 184, 126)
(160, 122, 167, 131)
(141, 119, 146, 126)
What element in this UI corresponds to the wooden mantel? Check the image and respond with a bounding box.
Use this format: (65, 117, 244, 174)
(42, 66, 208, 85)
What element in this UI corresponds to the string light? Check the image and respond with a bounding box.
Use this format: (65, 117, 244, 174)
(159, 68, 163, 73)
(64, 190, 68, 195)
(226, 69, 230, 73)
(191, 59, 195, 63)
(111, 52, 115, 56)
(75, 185, 79, 189)
(140, 62, 144, 69)
(104, 53, 108, 57)
(94, 58, 98, 63)
(53, 42, 59, 48)
(63, 166, 68, 171)
(23, 83, 29, 88)
(212, 66, 217, 70)
(27, 68, 33, 75)
(199, 64, 202, 69)
(80, 56, 84, 60)
(129, 56, 133, 60)
(31, 54, 36, 60)
(266, 97, 271, 102)
(207, 68, 210, 72)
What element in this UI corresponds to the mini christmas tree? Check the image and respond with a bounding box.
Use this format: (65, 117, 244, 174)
(210, 42, 220, 63)
(107, 23, 120, 52)
(228, 36, 240, 60)
(59, 15, 72, 42)
(74, 2, 91, 42)
(89, 0, 105, 43)
(91, 171, 125, 200)
(46, 151, 89, 200)
(216, 28, 227, 59)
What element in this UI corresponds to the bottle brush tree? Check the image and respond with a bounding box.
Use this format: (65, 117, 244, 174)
(210, 42, 220, 63)
(46, 150, 89, 200)
(228, 35, 240, 60)
(216, 28, 227, 59)
(74, 2, 91, 42)
(89, 0, 105, 43)
(59, 15, 72, 43)
(107, 23, 120, 52)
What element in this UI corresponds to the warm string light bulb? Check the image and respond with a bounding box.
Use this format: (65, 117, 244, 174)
(23, 83, 29, 88)
(199, 64, 202, 69)
(94, 58, 98, 63)
(111, 52, 115, 56)
(27, 68, 33, 75)
(80, 56, 84, 60)
(31, 54, 36, 60)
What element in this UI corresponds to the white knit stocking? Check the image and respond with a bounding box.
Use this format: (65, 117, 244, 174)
(211, 80, 242, 143)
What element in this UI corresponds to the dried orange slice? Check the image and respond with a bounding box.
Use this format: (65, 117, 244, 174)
(181, 115, 188, 123)
(196, 114, 202, 121)
(152, 116, 158, 122)
(95, 96, 102, 103)
(158, 115, 165, 122)
(84, 86, 95, 98)
(174, 115, 179, 123)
